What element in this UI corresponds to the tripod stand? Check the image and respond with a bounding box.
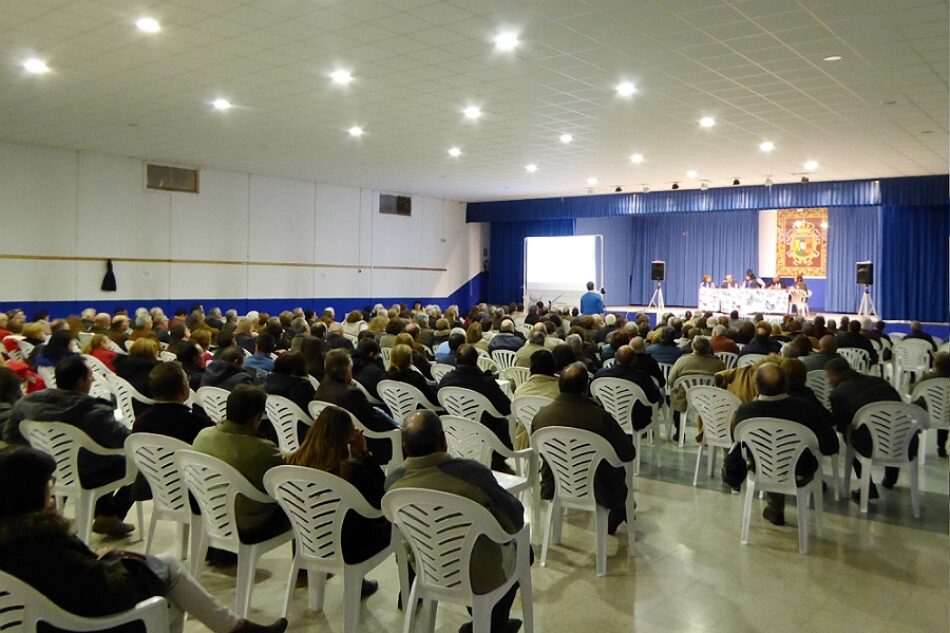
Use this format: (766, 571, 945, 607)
(647, 281, 665, 311)
(857, 285, 877, 317)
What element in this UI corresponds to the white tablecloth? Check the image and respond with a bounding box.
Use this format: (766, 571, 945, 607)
(697, 288, 790, 314)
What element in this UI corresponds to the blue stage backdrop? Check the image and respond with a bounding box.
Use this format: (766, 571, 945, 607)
(487, 219, 574, 305)
(825, 206, 882, 314)
(879, 205, 949, 323)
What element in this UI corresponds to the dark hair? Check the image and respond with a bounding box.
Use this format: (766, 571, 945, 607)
(324, 348, 352, 381)
(219, 346, 244, 365)
(357, 337, 380, 358)
(149, 361, 187, 400)
(300, 335, 326, 379)
(456, 344, 478, 367)
(256, 332, 276, 354)
(529, 350, 556, 376)
(226, 385, 267, 425)
(215, 331, 235, 351)
(401, 410, 443, 458)
(0, 446, 56, 517)
(448, 332, 466, 351)
(586, 281, 595, 290)
(0, 367, 22, 405)
(42, 330, 74, 361)
(55, 356, 90, 391)
(177, 341, 202, 367)
(385, 319, 403, 336)
(551, 344, 577, 372)
(558, 362, 589, 394)
(273, 350, 307, 376)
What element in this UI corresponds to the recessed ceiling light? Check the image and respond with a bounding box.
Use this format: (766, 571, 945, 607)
(616, 81, 636, 97)
(525, 164, 538, 173)
(135, 17, 161, 33)
(494, 31, 519, 51)
(630, 153, 644, 164)
(586, 177, 598, 186)
(559, 134, 573, 144)
(211, 98, 232, 111)
(699, 116, 716, 128)
(759, 141, 775, 152)
(687, 169, 698, 178)
(330, 69, 353, 85)
(448, 147, 461, 157)
(823, 55, 843, 62)
(803, 160, 818, 171)
(23, 58, 49, 74)
(348, 126, 364, 137)
(463, 106, 482, 120)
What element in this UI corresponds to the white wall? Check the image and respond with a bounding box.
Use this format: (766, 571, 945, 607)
(0, 142, 486, 306)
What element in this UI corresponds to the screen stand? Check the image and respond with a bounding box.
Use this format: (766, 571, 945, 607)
(857, 285, 878, 318)
(647, 281, 665, 311)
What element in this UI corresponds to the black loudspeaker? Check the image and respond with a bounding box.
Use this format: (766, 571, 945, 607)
(651, 260, 666, 282)
(856, 261, 874, 285)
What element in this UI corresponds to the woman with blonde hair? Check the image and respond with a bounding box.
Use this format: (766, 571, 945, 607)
(114, 338, 160, 402)
(234, 318, 257, 354)
(82, 333, 117, 371)
(385, 344, 439, 404)
(285, 406, 388, 597)
(465, 322, 489, 353)
(367, 315, 388, 339)
(342, 310, 367, 338)
(394, 332, 431, 378)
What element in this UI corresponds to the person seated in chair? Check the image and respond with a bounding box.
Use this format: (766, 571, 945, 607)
(594, 345, 662, 431)
(243, 333, 276, 373)
(133, 361, 212, 444)
(487, 320, 524, 355)
(386, 344, 440, 406)
(263, 351, 316, 413)
(201, 347, 256, 391)
(114, 338, 161, 400)
(835, 319, 878, 365)
(667, 337, 726, 441)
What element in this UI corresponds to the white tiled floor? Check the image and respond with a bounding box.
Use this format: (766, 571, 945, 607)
(99, 445, 949, 633)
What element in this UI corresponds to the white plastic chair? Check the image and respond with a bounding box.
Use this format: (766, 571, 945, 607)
(838, 347, 871, 374)
(307, 374, 320, 390)
(844, 402, 929, 517)
(429, 363, 455, 383)
(601, 357, 616, 369)
(176, 449, 293, 617)
(17, 339, 35, 360)
(353, 380, 385, 407)
(380, 347, 392, 365)
(737, 353, 767, 368)
(19, 421, 139, 545)
(734, 418, 823, 554)
(500, 366, 531, 390)
(382, 488, 534, 633)
(307, 401, 403, 472)
(195, 386, 229, 423)
(532, 426, 635, 576)
(476, 355, 499, 374)
(158, 350, 177, 362)
(715, 352, 738, 369)
(0, 569, 168, 633)
(125, 433, 194, 559)
(343, 333, 359, 346)
(377, 379, 439, 423)
(671, 374, 716, 447)
(110, 374, 154, 428)
(511, 395, 553, 438)
(685, 386, 741, 486)
(657, 362, 673, 395)
(36, 365, 56, 388)
(491, 349, 517, 370)
(892, 339, 933, 393)
(265, 395, 314, 453)
(590, 377, 658, 474)
(908, 377, 949, 464)
(263, 466, 408, 631)
(805, 370, 832, 411)
(438, 386, 515, 447)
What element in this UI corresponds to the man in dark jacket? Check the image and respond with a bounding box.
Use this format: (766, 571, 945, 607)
(316, 349, 398, 465)
(733, 363, 839, 525)
(351, 337, 386, 400)
(325, 322, 355, 352)
(593, 345, 662, 431)
(532, 362, 635, 534)
(438, 345, 513, 471)
(6, 356, 135, 536)
(801, 335, 841, 372)
(738, 326, 781, 357)
(826, 358, 910, 502)
(133, 361, 212, 444)
(644, 326, 685, 365)
(201, 347, 256, 390)
(836, 319, 878, 365)
(487, 320, 524, 354)
(629, 336, 666, 388)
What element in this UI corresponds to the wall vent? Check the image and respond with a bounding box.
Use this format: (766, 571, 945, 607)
(146, 163, 199, 193)
(379, 193, 411, 216)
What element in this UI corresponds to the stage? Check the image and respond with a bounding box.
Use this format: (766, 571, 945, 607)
(606, 305, 949, 338)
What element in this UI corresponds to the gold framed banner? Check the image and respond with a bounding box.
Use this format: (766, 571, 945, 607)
(776, 208, 828, 277)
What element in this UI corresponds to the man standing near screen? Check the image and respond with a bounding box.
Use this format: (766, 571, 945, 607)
(580, 281, 605, 315)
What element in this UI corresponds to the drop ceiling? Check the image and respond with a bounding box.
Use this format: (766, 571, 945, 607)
(0, 0, 946, 202)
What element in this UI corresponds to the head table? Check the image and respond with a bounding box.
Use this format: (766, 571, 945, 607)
(698, 287, 801, 315)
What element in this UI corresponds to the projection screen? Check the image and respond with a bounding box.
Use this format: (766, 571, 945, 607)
(524, 235, 603, 310)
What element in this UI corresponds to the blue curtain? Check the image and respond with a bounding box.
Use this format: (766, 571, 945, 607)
(824, 206, 882, 313)
(575, 217, 633, 306)
(488, 220, 575, 304)
(879, 205, 949, 322)
(629, 210, 758, 307)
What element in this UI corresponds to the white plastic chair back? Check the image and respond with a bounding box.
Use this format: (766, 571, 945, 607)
(0, 570, 169, 633)
(492, 349, 517, 370)
(500, 366, 530, 389)
(353, 379, 384, 406)
(308, 399, 336, 421)
(937, 341, 949, 355)
(853, 402, 929, 465)
(343, 333, 359, 346)
(673, 373, 716, 395)
(196, 386, 229, 423)
(533, 426, 611, 506)
(715, 352, 738, 369)
(511, 395, 553, 437)
(590, 377, 650, 434)
(265, 395, 314, 452)
(893, 339, 932, 377)
(123, 340, 135, 352)
(889, 332, 906, 343)
(308, 401, 404, 470)
(910, 378, 950, 430)
(36, 365, 56, 388)
(440, 415, 497, 466)
(838, 347, 871, 373)
(158, 351, 177, 362)
(125, 433, 192, 556)
(737, 353, 767, 368)
(686, 386, 740, 448)
(77, 331, 93, 346)
(601, 357, 615, 369)
(377, 379, 438, 423)
(380, 347, 392, 365)
(110, 374, 154, 427)
(17, 340, 35, 360)
(805, 370, 832, 411)
(430, 363, 454, 382)
(477, 355, 499, 373)
(307, 374, 320, 390)
(438, 386, 513, 445)
(657, 362, 673, 393)
(735, 418, 819, 496)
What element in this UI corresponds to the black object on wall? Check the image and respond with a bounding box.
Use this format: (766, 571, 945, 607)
(101, 259, 117, 292)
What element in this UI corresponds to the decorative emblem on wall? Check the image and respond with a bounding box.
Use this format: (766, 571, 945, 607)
(776, 208, 828, 277)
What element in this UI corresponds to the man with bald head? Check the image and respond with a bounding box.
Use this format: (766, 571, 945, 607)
(488, 319, 524, 354)
(801, 335, 841, 371)
(533, 362, 635, 534)
(629, 336, 665, 388)
(904, 320, 937, 350)
(91, 312, 112, 336)
(594, 345, 661, 431)
(733, 363, 838, 526)
(385, 410, 526, 633)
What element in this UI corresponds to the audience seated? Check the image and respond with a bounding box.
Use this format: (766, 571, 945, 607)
(133, 361, 212, 443)
(513, 350, 560, 401)
(395, 331, 432, 379)
(108, 315, 131, 349)
(434, 330, 466, 365)
(905, 320, 937, 350)
(645, 326, 686, 365)
(234, 318, 258, 354)
(710, 325, 740, 354)
(244, 333, 276, 373)
(801, 335, 840, 371)
(668, 337, 726, 440)
(114, 338, 161, 400)
(594, 345, 662, 431)
(264, 351, 315, 412)
(911, 352, 949, 457)
(6, 357, 134, 536)
(177, 341, 206, 390)
(34, 330, 78, 369)
(352, 337, 386, 400)
(201, 347, 256, 390)
(514, 329, 547, 368)
(532, 362, 634, 534)
(386, 344, 439, 405)
(738, 326, 781, 357)
(325, 322, 355, 352)
(836, 319, 878, 364)
(0, 368, 22, 449)
(385, 410, 527, 633)
(465, 321, 490, 353)
(488, 319, 524, 354)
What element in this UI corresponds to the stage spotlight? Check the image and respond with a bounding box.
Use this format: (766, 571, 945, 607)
(615, 186, 623, 192)
(801, 176, 810, 183)
(671, 183, 679, 190)
(732, 178, 740, 185)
